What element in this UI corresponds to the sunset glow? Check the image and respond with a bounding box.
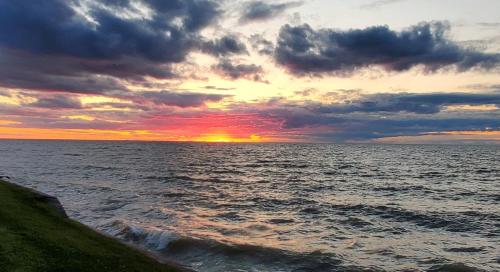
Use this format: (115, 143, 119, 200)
(0, 126, 285, 143)
(0, 0, 499, 143)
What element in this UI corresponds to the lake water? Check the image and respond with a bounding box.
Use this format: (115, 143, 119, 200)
(0, 140, 498, 271)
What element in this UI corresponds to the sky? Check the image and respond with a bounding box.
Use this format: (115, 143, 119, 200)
(0, 0, 499, 143)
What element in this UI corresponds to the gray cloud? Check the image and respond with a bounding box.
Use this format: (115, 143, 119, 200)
(477, 22, 500, 28)
(200, 36, 248, 56)
(212, 59, 266, 81)
(312, 92, 500, 114)
(0, 48, 130, 95)
(10, 116, 124, 130)
(0, 0, 221, 96)
(239, 1, 303, 23)
(0, 0, 242, 115)
(275, 22, 500, 75)
(136, 90, 231, 108)
(250, 34, 275, 55)
(360, 0, 406, 10)
(0, 0, 220, 62)
(294, 117, 499, 141)
(26, 94, 83, 109)
(203, 86, 235, 91)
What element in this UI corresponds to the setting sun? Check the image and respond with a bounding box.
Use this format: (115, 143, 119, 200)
(192, 133, 267, 143)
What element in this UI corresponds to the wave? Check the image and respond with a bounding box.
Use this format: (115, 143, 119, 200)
(427, 263, 487, 272)
(330, 204, 499, 236)
(82, 165, 119, 171)
(99, 220, 372, 272)
(99, 220, 491, 272)
(63, 153, 83, 157)
(101, 220, 179, 251)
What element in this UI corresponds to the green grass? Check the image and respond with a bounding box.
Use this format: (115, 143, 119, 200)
(0, 180, 182, 272)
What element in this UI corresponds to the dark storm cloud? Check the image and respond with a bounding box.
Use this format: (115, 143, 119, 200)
(239, 1, 303, 23)
(275, 22, 500, 75)
(213, 59, 265, 81)
(0, 48, 129, 95)
(26, 95, 83, 109)
(0, 0, 220, 62)
(137, 91, 231, 108)
(0, 0, 222, 95)
(200, 36, 248, 56)
(313, 92, 500, 114)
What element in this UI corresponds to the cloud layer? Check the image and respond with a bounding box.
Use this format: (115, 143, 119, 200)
(26, 94, 83, 109)
(242, 92, 500, 140)
(312, 92, 500, 114)
(275, 22, 500, 75)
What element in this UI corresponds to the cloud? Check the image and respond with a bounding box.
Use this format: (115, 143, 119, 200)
(26, 94, 83, 109)
(203, 86, 235, 91)
(0, 0, 222, 96)
(0, 0, 498, 143)
(2, 89, 499, 141)
(0, 89, 11, 97)
(228, 91, 499, 141)
(250, 34, 274, 55)
(274, 22, 500, 75)
(212, 59, 266, 82)
(312, 92, 500, 114)
(239, 1, 303, 23)
(0, 48, 131, 95)
(272, 109, 499, 141)
(0, 89, 233, 130)
(0, 0, 220, 62)
(477, 22, 500, 28)
(360, 0, 406, 10)
(135, 90, 231, 108)
(200, 35, 248, 56)
(9, 116, 124, 130)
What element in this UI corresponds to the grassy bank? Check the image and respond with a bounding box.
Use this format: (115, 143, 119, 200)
(0, 180, 182, 272)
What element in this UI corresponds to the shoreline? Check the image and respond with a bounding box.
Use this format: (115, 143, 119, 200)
(0, 178, 193, 272)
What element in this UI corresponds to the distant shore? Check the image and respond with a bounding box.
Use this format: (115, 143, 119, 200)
(0, 178, 191, 272)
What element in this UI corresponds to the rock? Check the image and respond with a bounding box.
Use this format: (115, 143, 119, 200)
(32, 191, 68, 218)
(0, 179, 67, 218)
